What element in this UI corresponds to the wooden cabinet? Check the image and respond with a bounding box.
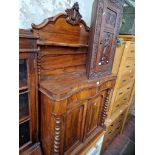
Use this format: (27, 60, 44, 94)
(108, 35, 135, 116)
(39, 80, 115, 155)
(101, 35, 135, 153)
(30, 3, 117, 154)
(19, 53, 36, 148)
(19, 30, 42, 155)
(86, 0, 124, 79)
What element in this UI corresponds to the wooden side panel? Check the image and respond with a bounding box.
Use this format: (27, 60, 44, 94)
(40, 93, 66, 155)
(40, 93, 52, 155)
(112, 44, 125, 75)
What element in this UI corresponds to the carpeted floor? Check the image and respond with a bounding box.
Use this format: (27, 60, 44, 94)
(102, 115, 135, 155)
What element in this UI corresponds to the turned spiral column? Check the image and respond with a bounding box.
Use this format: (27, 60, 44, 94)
(100, 89, 111, 130)
(53, 117, 62, 155)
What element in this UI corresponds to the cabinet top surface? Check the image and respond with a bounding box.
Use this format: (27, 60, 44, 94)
(39, 72, 116, 101)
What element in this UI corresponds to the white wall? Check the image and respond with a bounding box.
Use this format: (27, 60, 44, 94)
(19, 0, 94, 29)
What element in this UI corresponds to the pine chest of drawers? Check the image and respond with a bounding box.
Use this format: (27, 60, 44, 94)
(108, 35, 135, 116)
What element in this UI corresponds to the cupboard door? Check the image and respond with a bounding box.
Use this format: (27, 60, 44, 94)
(87, 0, 123, 78)
(84, 95, 102, 139)
(64, 101, 87, 154)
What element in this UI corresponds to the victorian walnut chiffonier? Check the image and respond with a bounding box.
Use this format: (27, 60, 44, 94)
(30, 1, 123, 154)
(19, 29, 42, 155)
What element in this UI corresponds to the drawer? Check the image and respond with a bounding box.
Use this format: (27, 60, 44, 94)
(122, 58, 135, 74)
(106, 116, 124, 134)
(117, 72, 134, 89)
(125, 42, 135, 58)
(103, 125, 122, 148)
(112, 101, 126, 113)
(103, 110, 127, 149)
(115, 82, 133, 102)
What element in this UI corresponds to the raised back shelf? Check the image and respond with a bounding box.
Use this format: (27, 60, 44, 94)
(31, 9, 90, 82)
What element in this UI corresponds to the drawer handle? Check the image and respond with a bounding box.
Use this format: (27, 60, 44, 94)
(117, 126, 120, 130)
(126, 65, 130, 68)
(119, 92, 123, 95)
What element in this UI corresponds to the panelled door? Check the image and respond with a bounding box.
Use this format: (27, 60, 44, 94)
(64, 101, 87, 154)
(83, 92, 106, 140)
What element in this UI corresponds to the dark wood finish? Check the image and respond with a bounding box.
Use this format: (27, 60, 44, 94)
(19, 29, 42, 155)
(86, 0, 124, 79)
(65, 2, 82, 26)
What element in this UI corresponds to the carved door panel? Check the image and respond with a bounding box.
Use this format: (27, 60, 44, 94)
(87, 0, 123, 78)
(64, 101, 87, 154)
(83, 95, 103, 140)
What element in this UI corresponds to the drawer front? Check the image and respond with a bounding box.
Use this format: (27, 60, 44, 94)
(117, 71, 134, 89)
(115, 82, 133, 102)
(121, 58, 135, 74)
(103, 110, 127, 148)
(125, 42, 135, 58)
(103, 122, 122, 149)
(106, 114, 125, 133)
(67, 88, 97, 106)
(112, 99, 128, 113)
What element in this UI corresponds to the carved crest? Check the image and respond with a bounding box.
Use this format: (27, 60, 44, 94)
(65, 2, 82, 25)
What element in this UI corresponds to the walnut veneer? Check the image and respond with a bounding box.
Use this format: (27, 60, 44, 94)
(30, 3, 117, 155)
(19, 2, 125, 154)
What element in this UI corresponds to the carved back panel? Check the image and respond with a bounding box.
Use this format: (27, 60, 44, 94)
(31, 3, 89, 81)
(87, 0, 124, 79)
